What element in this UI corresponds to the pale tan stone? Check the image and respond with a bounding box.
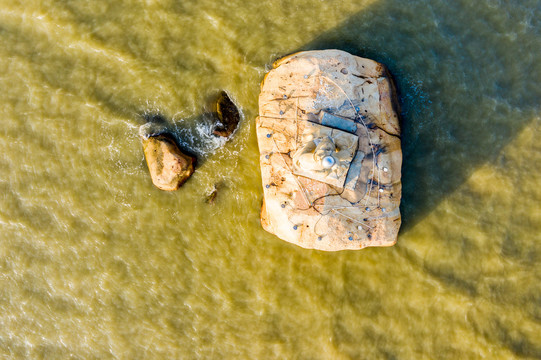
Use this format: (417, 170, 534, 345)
(257, 50, 402, 251)
(142, 134, 195, 191)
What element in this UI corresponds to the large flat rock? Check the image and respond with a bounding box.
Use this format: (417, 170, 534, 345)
(256, 50, 402, 251)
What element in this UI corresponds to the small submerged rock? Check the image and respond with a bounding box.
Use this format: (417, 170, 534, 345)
(212, 91, 240, 138)
(205, 186, 218, 204)
(205, 182, 221, 204)
(141, 133, 195, 191)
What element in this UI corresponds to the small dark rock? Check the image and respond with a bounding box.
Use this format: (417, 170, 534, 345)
(212, 91, 240, 138)
(205, 182, 225, 204)
(206, 185, 218, 205)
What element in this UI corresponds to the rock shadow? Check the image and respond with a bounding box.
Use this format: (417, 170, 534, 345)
(292, 0, 540, 231)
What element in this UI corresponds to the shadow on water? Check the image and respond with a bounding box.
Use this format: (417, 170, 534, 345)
(294, 0, 540, 231)
(138, 111, 227, 166)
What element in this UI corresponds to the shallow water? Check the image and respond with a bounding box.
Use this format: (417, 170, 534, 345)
(0, 0, 540, 358)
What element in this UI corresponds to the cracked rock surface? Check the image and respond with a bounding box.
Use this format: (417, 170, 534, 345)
(256, 50, 402, 251)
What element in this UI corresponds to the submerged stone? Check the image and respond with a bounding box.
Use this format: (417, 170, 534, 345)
(205, 182, 224, 205)
(212, 91, 240, 138)
(141, 133, 195, 191)
(256, 50, 402, 251)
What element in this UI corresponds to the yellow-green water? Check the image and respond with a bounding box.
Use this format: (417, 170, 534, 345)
(1, 0, 540, 358)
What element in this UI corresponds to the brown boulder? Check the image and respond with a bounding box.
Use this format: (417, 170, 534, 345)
(142, 134, 195, 191)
